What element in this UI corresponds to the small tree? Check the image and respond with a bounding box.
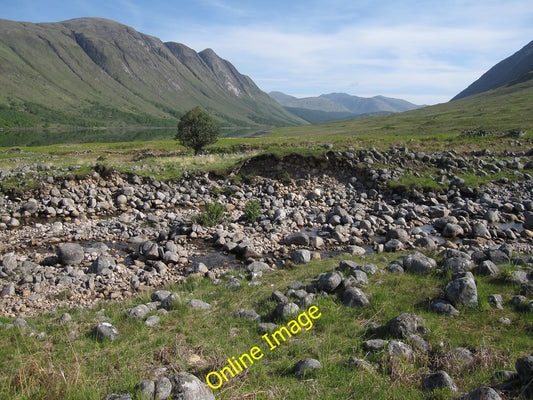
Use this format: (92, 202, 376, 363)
(175, 106, 220, 154)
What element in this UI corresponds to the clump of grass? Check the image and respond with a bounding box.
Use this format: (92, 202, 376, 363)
(194, 202, 227, 227)
(244, 200, 261, 223)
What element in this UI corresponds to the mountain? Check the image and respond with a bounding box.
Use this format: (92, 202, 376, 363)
(269, 91, 422, 123)
(0, 18, 304, 128)
(451, 40, 533, 101)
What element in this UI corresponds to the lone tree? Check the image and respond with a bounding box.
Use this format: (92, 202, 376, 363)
(175, 106, 220, 154)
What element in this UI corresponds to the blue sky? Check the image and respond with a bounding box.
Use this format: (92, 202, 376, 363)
(2, 0, 532, 104)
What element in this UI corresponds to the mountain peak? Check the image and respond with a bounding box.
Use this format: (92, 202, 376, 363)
(452, 39, 533, 101)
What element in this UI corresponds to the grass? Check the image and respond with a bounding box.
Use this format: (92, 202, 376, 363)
(1, 253, 531, 399)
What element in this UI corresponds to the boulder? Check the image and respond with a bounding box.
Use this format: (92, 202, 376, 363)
(294, 359, 322, 378)
(445, 273, 478, 307)
(342, 287, 370, 308)
(168, 372, 215, 400)
(57, 243, 84, 265)
(403, 252, 436, 274)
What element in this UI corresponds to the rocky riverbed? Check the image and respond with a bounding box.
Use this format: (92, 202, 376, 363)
(1, 147, 533, 317)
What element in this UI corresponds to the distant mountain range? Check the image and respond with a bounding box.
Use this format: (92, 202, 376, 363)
(451, 40, 533, 101)
(269, 92, 423, 123)
(0, 18, 304, 128)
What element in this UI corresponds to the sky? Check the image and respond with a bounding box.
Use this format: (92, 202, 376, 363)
(2, 0, 532, 105)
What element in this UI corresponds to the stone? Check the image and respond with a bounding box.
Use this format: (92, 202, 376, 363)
(274, 302, 300, 318)
(384, 239, 404, 252)
(422, 371, 458, 392)
(1, 282, 15, 297)
(284, 232, 310, 246)
(316, 272, 342, 293)
(516, 355, 533, 380)
(347, 269, 368, 286)
(442, 257, 472, 273)
(471, 222, 491, 239)
(291, 249, 311, 264)
(94, 322, 120, 341)
(445, 274, 478, 307)
(188, 299, 211, 310)
(154, 377, 172, 400)
(168, 372, 215, 400)
(135, 380, 155, 399)
(145, 315, 161, 327)
(524, 211, 533, 230)
(59, 313, 73, 324)
(129, 304, 151, 319)
(386, 228, 409, 243)
(362, 339, 388, 351)
(151, 290, 172, 302)
(57, 243, 84, 265)
(294, 358, 322, 378)
(232, 308, 260, 320)
(22, 198, 39, 214)
(430, 299, 460, 317)
(1, 253, 18, 273)
(479, 260, 499, 277)
(403, 252, 436, 274)
(342, 288, 370, 308)
(442, 223, 464, 238)
(90, 254, 116, 275)
(488, 294, 504, 309)
(347, 357, 375, 372)
(387, 340, 414, 360)
(246, 261, 271, 273)
(386, 313, 420, 338)
(13, 317, 30, 330)
(160, 293, 181, 310)
(461, 387, 502, 400)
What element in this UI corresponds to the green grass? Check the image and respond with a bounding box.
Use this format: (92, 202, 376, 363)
(1, 253, 531, 399)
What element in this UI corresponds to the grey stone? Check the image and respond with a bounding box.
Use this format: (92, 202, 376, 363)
(232, 308, 260, 320)
(384, 239, 404, 252)
(13, 317, 30, 330)
(22, 198, 39, 214)
(1, 253, 18, 273)
(403, 252, 437, 274)
(94, 322, 120, 341)
(347, 357, 375, 371)
(154, 377, 172, 399)
(430, 299, 460, 317)
(90, 254, 116, 275)
(347, 269, 369, 286)
(57, 243, 84, 265)
(386, 228, 409, 243)
(386, 313, 420, 338)
(168, 372, 215, 400)
(271, 290, 289, 303)
(129, 304, 151, 319)
(445, 274, 478, 307)
(362, 339, 388, 351)
(462, 387, 502, 400)
(284, 232, 310, 246)
(188, 299, 211, 310)
(509, 270, 529, 285)
(471, 222, 491, 239)
(291, 249, 312, 264)
(488, 294, 504, 309)
(160, 293, 181, 310)
(257, 322, 277, 333)
(1, 282, 15, 297)
(145, 315, 161, 327)
(246, 261, 271, 273)
(294, 358, 322, 378)
(479, 260, 499, 277)
(59, 313, 73, 324)
(422, 371, 458, 392)
(151, 290, 171, 302)
(135, 380, 155, 399)
(342, 287, 370, 308)
(274, 302, 300, 318)
(442, 257, 472, 273)
(316, 272, 342, 293)
(516, 355, 533, 380)
(442, 223, 464, 238)
(387, 340, 414, 360)
(524, 211, 533, 230)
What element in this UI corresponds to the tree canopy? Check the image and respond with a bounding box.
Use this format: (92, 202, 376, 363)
(175, 107, 220, 154)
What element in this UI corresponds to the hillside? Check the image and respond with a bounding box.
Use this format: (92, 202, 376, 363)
(0, 18, 304, 128)
(269, 91, 421, 123)
(271, 72, 533, 139)
(452, 39, 533, 101)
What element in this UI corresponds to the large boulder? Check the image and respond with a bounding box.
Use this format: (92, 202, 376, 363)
(445, 272, 478, 307)
(57, 243, 84, 265)
(403, 252, 437, 274)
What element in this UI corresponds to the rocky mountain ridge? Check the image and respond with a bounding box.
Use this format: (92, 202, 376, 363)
(0, 17, 304, 128)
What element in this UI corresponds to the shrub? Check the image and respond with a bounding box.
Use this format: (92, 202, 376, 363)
(195, 202, 226, 227)
(244, 200, 261, 223)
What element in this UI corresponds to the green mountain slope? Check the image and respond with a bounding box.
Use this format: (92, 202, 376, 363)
(452, 39, 533, 101)
(0, 18, 305, 128)
(272, 74, 533, 138)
